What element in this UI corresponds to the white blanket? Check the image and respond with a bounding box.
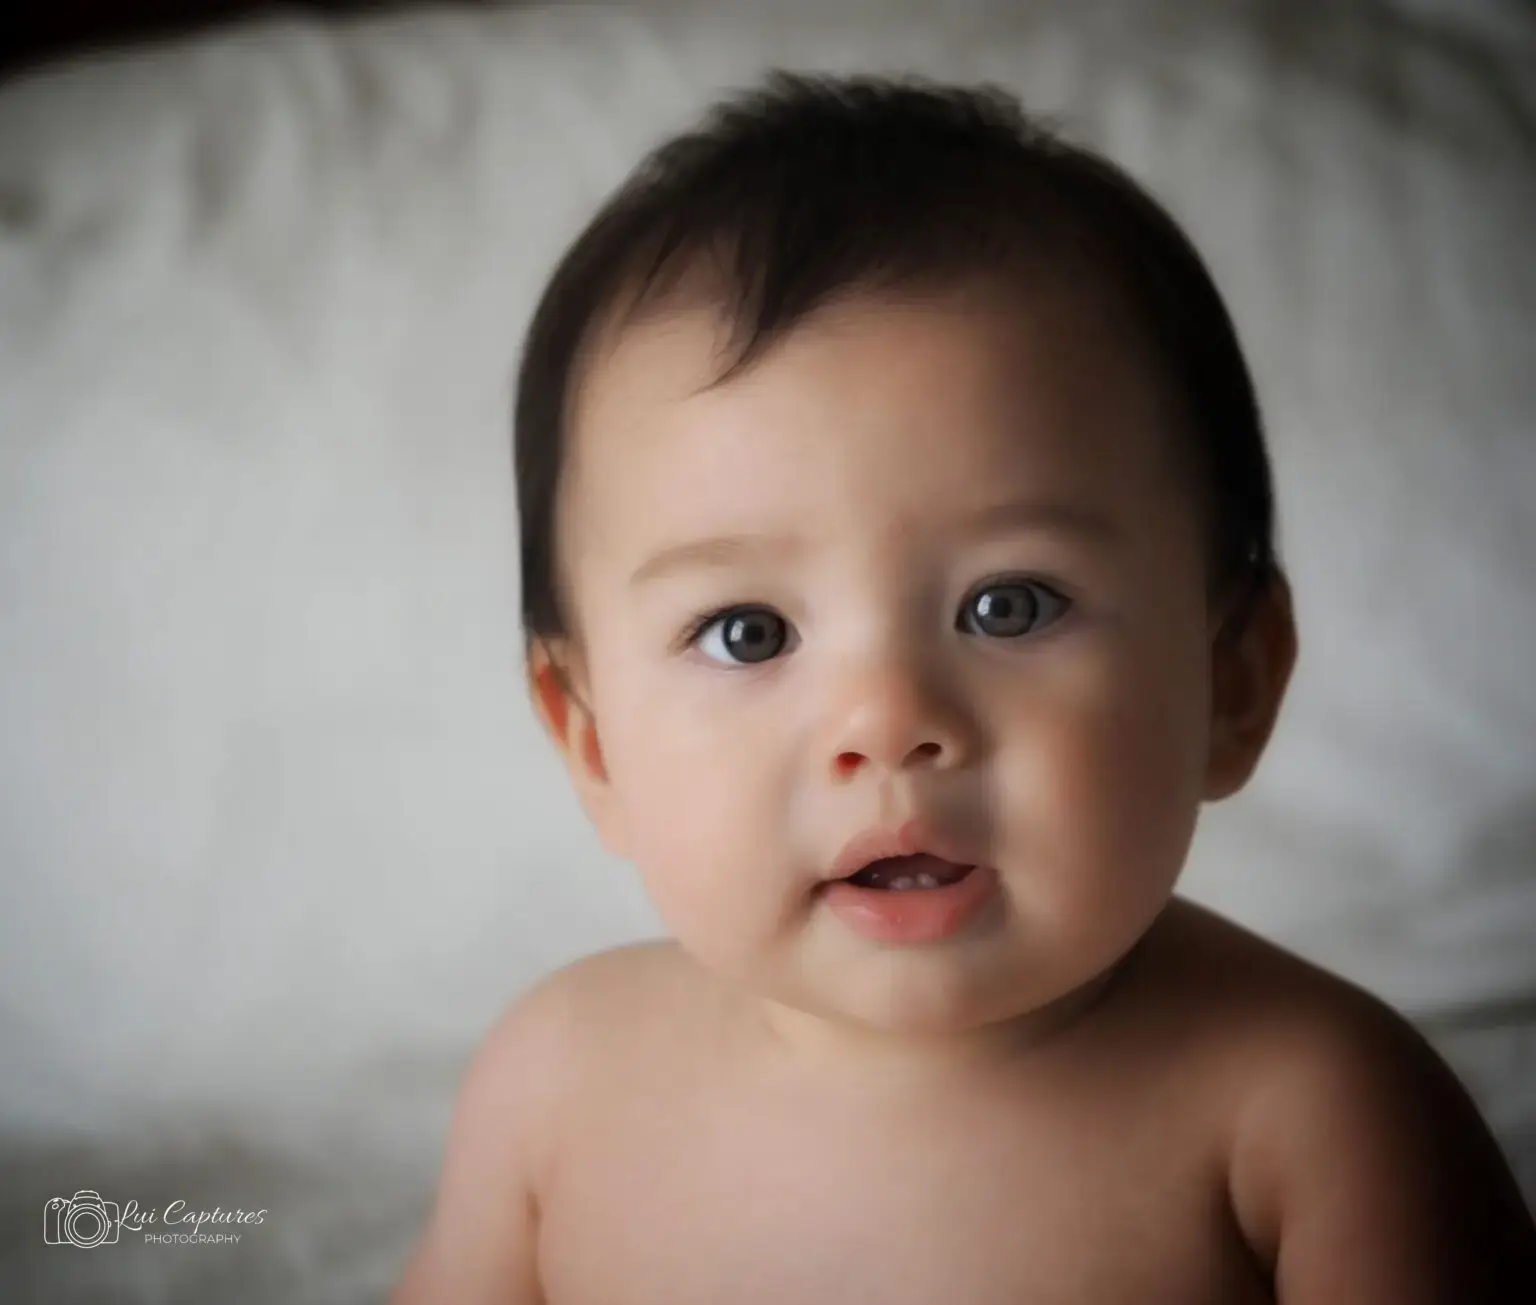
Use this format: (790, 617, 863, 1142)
(1, 1, 1532, 1299)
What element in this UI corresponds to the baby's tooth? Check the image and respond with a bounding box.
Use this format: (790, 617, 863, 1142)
(915, 872, 939, 888)
(888, 875, 917, 891)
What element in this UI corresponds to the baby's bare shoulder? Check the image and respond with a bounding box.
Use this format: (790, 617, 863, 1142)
(542, 936, 706, 1026)
(529, 937, 690, 1007)
(1147, 899, 1536, 1302)
(444, 941, 690, 1178)
(393, 944, 687, 1304)
(1147, 899, 1512, 1152)
(1139, 896, 1446, 1046)
(493, 937, 690, 1044)
(488, 938, 705, 1072)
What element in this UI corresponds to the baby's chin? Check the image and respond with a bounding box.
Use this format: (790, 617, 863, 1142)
(658, 886, 1163, 1057)
(709, 939, 1121, 1054)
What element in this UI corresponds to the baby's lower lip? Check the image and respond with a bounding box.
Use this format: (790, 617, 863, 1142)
(821, 863, 998, 944)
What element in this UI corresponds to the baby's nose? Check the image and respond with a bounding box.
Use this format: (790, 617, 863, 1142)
(823, 658, 970, 780)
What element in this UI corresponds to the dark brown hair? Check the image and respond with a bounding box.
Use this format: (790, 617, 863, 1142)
(514, 70, 1279, 672)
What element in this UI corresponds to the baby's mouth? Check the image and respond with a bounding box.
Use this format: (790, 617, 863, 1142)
(841, 853, 975, 891)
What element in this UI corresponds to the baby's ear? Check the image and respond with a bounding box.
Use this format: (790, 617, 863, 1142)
(1203, 572, 1298, 801)
(526, 638, 611, 788)
(526, 638, 632, 860)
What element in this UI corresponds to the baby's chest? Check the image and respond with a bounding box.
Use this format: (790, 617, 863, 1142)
(535, 1094, 1270, 1305)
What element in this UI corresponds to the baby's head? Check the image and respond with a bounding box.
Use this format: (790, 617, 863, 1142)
(515, 73, 1296, 1049)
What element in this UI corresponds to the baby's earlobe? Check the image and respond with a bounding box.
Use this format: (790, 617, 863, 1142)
(1204, 575, 1298, 800)
(528, 644, 613, 790)
(580, 724, 610, 785)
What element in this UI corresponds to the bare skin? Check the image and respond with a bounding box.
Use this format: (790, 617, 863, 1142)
(394, 898, 1535, 1304)
(393, 282, 1536, 1303)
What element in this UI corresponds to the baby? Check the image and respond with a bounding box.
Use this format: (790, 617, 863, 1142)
(393, 73, 1536, 1303)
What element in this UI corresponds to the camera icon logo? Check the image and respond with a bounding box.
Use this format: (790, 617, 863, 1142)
(43, 1191, 121, 1248)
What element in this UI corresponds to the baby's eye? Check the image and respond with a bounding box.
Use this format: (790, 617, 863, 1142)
(958, 578, 1070, 639)
(691, 607, 790, 666)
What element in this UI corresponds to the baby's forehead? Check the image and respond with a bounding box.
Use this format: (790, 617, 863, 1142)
(579, 273, 1167, 419)
(572, 278, 1184, 481)
(562, 284, 1199, 560)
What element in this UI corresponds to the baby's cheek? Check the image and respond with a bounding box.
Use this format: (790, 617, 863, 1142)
(606, 727, 779, 961)
(611, 741, 719, 869)
(1007, 678, 1204, 926)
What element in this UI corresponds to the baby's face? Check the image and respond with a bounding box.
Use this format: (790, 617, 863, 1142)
(549, 281, 1222, 1040)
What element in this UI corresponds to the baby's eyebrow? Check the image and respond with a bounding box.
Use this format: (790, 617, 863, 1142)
(629, 533, 800, 588)
(627, 499, 1121, 588)
(958, 499, 1122, 547)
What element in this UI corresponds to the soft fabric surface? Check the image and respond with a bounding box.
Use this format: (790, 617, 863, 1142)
(1, 1, 1532, 1299)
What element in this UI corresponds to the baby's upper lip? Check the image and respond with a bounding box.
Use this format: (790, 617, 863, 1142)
(827, 817, 976, 880)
